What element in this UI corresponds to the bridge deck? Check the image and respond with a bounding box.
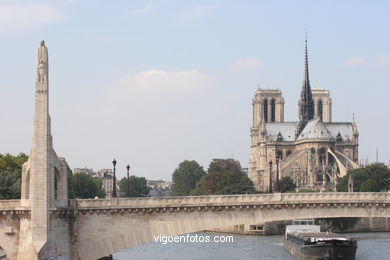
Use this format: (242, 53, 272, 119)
(70, 192, 390, 209)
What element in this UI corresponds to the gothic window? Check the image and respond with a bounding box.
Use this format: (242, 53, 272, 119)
(271, 99, 276, 122)
(317, 172, 323, 182)
(263, 99, 268, 122)
(319, 147, 326, 164)
(277, 150, 283, 160)
(318, 100, 323, 121)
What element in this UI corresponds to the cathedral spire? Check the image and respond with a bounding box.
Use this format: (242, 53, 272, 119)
(303, 31, 310, 97)
(298, 31, 314, 132)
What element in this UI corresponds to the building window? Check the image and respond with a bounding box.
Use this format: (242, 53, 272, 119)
(263, 99, 268, 122)
(318, 100, 323, 121)
(319, 147, 326, 164)
(271, 99, 276, 122)
(277, 150, 283, 160)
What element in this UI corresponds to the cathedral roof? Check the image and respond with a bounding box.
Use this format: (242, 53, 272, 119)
(297, 118, 334, 141)
(324, 122, 354, 142)
(265, 120, 354, 142)
(265, 122, 298, 141)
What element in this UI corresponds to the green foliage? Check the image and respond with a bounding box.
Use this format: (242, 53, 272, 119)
(65, 163, 75, 199)
(69, 172, 105, 199)
(360, 179, 378, 192)
(119, 176, 150, 197)
(68, 173, 75, 199)
(279, 176, 296, 193)
(0, 153, 28, 199)
(191, 159, 255, 195)
(337, 164, 390, 192)
(0, 170, 21, 199)
(0, 153, 28, 173)
(170, 160, 206, 196)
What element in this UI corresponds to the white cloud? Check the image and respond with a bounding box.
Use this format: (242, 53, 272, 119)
(126, 4, 153, 16)
(232, 59, 264, 71)
(0, 4, 66, 34)
(342, 56, 365, 68)
(179, 6, 215, 20)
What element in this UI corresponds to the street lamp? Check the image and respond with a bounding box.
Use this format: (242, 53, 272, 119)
(126, 164, 130, 197)
(275, 156, 280, 192)
(112, 158, 117, 198)
(269, 160, 273, 193)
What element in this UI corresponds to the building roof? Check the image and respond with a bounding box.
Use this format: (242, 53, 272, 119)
(265, 119, 354, 142)
(324, 122, 354, 142)
(265, 122, 298, 141)
(297, 118, 334, 141)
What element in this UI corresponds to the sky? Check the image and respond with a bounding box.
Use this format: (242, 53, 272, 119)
(0, 0, 389, 181)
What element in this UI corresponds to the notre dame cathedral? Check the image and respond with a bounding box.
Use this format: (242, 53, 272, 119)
(248, 39, 359, 192)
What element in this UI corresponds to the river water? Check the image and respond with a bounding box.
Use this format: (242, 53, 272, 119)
(114, 232, 390, 260)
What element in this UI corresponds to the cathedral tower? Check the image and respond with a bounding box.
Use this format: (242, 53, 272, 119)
(252, 88, 284, 127)
(311, 89, 332, 122)
(249, 88, 284, 190)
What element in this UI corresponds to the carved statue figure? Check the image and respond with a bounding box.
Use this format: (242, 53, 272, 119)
(37, 40, 48, 83)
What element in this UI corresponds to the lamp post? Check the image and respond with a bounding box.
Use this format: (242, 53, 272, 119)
(112, 158, 117, 198)
(275, 156, 280, 192)
(126, 164, 130, 197)
(269, 160, 273, 193)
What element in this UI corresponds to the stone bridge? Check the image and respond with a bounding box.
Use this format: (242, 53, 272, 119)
(1, 192, 390, 259)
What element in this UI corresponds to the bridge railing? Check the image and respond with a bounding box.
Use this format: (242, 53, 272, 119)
(71, 192, 390, 209)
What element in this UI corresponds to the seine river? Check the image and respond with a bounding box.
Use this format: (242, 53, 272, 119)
(114, 232, 390, 260)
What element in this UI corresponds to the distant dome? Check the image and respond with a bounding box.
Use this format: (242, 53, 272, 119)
(297, 118, 334, 141)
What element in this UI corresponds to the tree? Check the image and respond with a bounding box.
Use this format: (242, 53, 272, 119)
(170, 160, 206, 196)
(69, 172, 105, 198)
(0, 170, 21, 199)
(360, 179, 379, 192)
(0, 153, 28, 199)
(337, 164, 390, 192)
(191, 159, 255, 195)
(0, 153, 28, 173)
(279, 176, 296, 193)
(119, 176, 150, 197)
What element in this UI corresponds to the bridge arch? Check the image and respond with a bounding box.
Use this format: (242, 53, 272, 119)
(70, 192, 390, 260)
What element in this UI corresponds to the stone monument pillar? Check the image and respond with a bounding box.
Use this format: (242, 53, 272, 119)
(19, 41, 71, 260)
